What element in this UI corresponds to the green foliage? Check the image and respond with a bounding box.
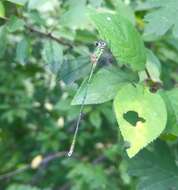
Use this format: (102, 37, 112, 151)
(128, 141, 178, 190)
(68, 163, 118, 190)
(7, 184, 50, 190)
(0, 0, 178, 189)
(7, 16, 24, 32)
(114, 84, 167, 157)
(144, 0, 178, 38)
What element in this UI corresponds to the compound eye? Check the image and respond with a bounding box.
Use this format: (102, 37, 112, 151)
(101, 41, 106, 47)
(95, 41, 99, 47)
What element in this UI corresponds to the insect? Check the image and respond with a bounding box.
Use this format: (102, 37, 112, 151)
(67, 40, 107, 157)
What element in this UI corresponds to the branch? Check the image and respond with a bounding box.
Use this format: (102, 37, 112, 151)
(25, 25, 73, 48)
(0, 165, 30, 180)
(0, 151, 67, 181)
(1, 16, 72, 48)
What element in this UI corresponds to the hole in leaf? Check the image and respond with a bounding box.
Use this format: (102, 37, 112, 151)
(123, 111, 146, 127)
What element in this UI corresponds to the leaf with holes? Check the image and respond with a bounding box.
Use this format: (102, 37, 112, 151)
(113, 84, 167, 158)
(89, 10, 146, 71)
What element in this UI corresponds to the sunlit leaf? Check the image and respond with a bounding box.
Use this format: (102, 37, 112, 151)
(114, 84, 167, 157)
(0, 2, 5, 18)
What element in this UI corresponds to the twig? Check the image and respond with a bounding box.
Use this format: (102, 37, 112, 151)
(25, 25, 72, 48)
(1, 16, 72, 48)
(0, 151, 67, 181)
(0, 165, 30, 180)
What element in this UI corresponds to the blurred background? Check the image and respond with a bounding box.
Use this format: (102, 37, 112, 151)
(0, 0, 178, 189)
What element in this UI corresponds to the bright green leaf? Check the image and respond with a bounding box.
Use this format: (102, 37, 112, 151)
(113, 84, 167, 158)
(0, 2, 5, 18)
(72, 66, 137, 105)
(128, 141, 178, 190)
(89, 10, 146, 71)
(114, 0, 135, 25)
(6, 0, 28, 6)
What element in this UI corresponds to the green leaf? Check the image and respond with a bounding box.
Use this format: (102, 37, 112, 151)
(113, 84, 167, 158)
(6, 0, 28, 6)
(89, 0, 102, 8)
(144, 0, 178, 38)
(7, 16, 24, 32)
(114, 0, 135, 25)
(128, 141, 178, 190)
(72, 66, 137, 105)
(28, 0, 49, 10)
(89, 10, 146, 71)
(139, 49, 162, 83)
(16, 37, 30, 65)
(135, 1, 162, 11)
(166, 88, 178, 120)
(0, 26, 7, 58)
(42, 40, 63, 74)
(0, 2, 5, 18)
(59, 0, 89, 29)
(160, 90, 178, 136)
(89, 111, 102, 128)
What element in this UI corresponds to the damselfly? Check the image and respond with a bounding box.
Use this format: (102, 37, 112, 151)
(46, 40, 114, 156)
(67, 41, 107, 157)
(58, 47, 114, 85)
